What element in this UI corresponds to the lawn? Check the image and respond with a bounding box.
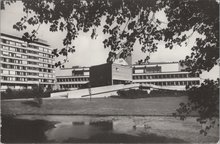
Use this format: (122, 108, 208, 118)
(2, 96, 188, 116)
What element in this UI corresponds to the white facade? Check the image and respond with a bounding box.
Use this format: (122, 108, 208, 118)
(0, 33, 55, 90)
(56, 62, 201, 91)
(132, 62, 201, 90)
(56, 67, 90, 90)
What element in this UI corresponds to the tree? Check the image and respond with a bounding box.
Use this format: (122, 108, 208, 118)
(173, 79, 219, 135)
(1, 0, 219, 73)
(1, 0, 219, 133)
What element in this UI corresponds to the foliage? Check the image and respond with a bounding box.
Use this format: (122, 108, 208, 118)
(1, 85, 49, 100)
(116, 89, 186, 99)
(1, 0, 219, 134)
(173, 79, 219, 135)
(1, 0, 219, 73)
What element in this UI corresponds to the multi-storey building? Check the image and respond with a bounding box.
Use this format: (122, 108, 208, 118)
(0, 33, 55, 90)
(90, 63, 132, 87)
(132, 62, 200, 90)
(56, 66, 89, 90)
(56, 62, 201, 90)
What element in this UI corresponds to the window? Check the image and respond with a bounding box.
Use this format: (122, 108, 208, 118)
(9, 41, 15, 45)
(22, 61, 27, 64)
(10, 47, 16, 51)
(17, 60, 22, 64)
(22, 55, 27, 58)
(21, 43, 27, 47)
(2, 51, 9, 56)
(28, 44, 39, 49)
(22, 49, 26, 53)
(175, 81, 179, 85)
(1, 39, 7, 43)
(2, 45, 9, 50)
(2, 76, 9, 81)
(2, 64, 7, 68)
(3, 58, 8, 62)
(16, 54, 21, 58)
(28, 61, 38, 65)
(3, 70, 9, 74)
(9, 77, 15, 81)
(21, 66, 26, 70)
(39, 47, 44, 51)
(16, 42, 21, 46)
(39, 53, 43, 56)
(10, 53, 15, 57)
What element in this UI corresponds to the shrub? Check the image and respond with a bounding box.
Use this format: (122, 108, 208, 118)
(116, 89, 186, 99)
(1, 85, 50, 100)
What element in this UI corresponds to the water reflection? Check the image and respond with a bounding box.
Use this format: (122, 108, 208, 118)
(1, 116, 55, 143)
(2, 115, 187, 143)
(46, 120, 113, 141)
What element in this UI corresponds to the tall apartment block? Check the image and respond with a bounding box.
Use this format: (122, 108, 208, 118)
(0, 33, 55, 90)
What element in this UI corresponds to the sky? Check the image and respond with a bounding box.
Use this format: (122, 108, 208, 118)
(1, 1, 218, 80)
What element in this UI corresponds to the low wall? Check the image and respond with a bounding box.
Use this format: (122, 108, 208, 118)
(50, 84, 140, 99)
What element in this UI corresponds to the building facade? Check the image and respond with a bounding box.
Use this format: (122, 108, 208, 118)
(132, 62, 200, 90)
(0, 33, 55, 90)
(56, 66, 89, 90)
(56, 62, 201, 90)
(90, 63, 132, 87)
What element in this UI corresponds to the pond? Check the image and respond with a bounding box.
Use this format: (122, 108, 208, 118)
(1, 115, 217, 143)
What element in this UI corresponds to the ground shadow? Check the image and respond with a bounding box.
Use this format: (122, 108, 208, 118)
(22, 100, 41, 108)
(1, 116, 55, 143)
(64, 132, 187, 143)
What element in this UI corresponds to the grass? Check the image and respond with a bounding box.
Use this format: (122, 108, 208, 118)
(2, 96, 188, 116)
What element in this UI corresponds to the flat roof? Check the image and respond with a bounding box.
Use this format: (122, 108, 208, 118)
(1, 33, 50, 47)
(132, 62, 179, 66)
(59, 67, 90, 70)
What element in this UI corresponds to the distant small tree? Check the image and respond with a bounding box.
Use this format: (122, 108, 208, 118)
(32, 84, 44, 107)
(46, 84, 53, 92)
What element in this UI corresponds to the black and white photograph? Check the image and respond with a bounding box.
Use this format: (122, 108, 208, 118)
(0, 0, 219, 143)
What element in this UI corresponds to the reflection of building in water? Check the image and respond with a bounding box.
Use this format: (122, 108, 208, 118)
(89, 121, 113, 130)
(56, 62, 200, 90)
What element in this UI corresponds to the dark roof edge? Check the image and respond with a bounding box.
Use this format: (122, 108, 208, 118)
(133, 62, 179, 66)
(1, 33, 50, 47)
